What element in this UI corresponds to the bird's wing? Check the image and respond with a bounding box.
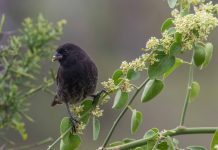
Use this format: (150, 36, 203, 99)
(56, 67, 63, 86)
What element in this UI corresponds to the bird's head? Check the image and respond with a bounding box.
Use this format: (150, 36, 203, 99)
(52, 43, 85, 65)
(52, 48, 65, 62)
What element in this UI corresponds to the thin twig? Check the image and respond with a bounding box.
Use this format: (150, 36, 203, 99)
(8, 137, 53, 150)
(179, 58, 194, 126)
(47, 127, 72, 150)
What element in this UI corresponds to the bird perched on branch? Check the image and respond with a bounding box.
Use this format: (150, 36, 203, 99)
(51, 43, 98, 131)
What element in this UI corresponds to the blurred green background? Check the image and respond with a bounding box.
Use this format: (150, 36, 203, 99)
(1, 0, 218, 149)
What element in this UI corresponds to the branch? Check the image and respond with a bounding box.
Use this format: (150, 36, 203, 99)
(105, 127, 218, 150)
(179, 58, 194, 126)
(101, 78, 149, 148)
(47, 127, 72, 150)
(8, 137, 53, 150)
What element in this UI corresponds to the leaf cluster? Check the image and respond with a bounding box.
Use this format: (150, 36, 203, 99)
(48, 1, 218, 150)
(0, 14, 66, 140)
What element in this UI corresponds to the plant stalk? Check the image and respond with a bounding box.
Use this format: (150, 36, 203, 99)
(8, 137, 53, 150)
(179, 59, 194, 126)
(104, 127, 218, 150)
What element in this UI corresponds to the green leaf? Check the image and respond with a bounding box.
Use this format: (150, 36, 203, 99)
(93, 117, 100, 141)
(189, 81, 200, 102)
(67, 134, 81, 149)
(175, 32, 182, 43)
(166, 136, 176, 150)
(127, 69, 140, 80)
(60, 117, 71, 134)
(201, 42, 213, 68)
(161, 18, 173, 33)
(80, 99, 93, 124)
(193, 43, 206, 67)
(147, 140, 157, 150)
(113, 90, 129, 109)
(12, 114, 28, 140)
(163, 58, 184, 79)
(0, 14, 5, 32)
(141, 79, 164, 103)
(112, 69, 123, 85)
(167, 0, 178, 8)
(144, 128, 159, 140)
(157, 141, 169, 150)
(211, 129, 218, 150)
(131, 110, 143, 134)
(60, 135, 81, 150)
(148, 54, 175, 79)
(187, 146, 206, 150)
(167, 27, 176, 35)
(170, 42, 182, 56)
(14, 121, 28, 140)
(60, 117, 71, 144)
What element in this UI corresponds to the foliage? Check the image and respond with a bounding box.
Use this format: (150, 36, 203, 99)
(52, 0, 218, 150)
(99, 1, 218, 149)
(1, 0, 218, 150)
(0, 14, 66, 141)
(49, 0, 218, 150)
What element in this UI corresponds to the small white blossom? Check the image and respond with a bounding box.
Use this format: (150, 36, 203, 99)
(101, 78, 118, 93)
(92, 105, 103, 117)
(146, 37, 159, 50)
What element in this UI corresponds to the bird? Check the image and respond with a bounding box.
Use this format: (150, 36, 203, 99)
(51, 43, 98, 132)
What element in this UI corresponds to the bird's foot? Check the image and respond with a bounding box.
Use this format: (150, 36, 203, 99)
(65, 102, 80, 133)
(91, 90, 108, 105)
(69, 116, 80, 133)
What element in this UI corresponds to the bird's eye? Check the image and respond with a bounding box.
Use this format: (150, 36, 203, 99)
(62, 49, 68, 55)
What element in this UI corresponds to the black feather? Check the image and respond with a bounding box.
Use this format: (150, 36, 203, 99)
(52, 43, 98, 132)
(52, 43, 98, 106)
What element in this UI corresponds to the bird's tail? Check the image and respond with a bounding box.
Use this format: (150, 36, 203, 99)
(51, 95, 62, 106)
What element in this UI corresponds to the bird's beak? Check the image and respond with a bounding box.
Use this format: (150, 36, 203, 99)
(52, 52, 63, 62)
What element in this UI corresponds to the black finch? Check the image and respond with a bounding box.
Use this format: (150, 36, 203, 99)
(52, 43, 98, 131)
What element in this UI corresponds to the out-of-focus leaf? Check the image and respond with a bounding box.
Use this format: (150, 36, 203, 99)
(144, 128, 159, 140)
(211, 129, 218, 150)
(60, 117, 71, 144)
(93, 117, 100, 141)
(157, 141, 169, 150)
(80, 99, 93, 124)
(167, 0, 178, 8)
(131, 110, 143, 134)
(175, 32, 182, 43)
(163, 58, 184, 79)
(148, 54, 175, 79)
(112, 69, 123, 85)
(189, 81, 200, 102)
(113, 90, 129, 109)
(60, 134, 81, 150)
(201, 42, 213, 68)
(127, 69, 140, 80)
(193, 43, 206, 67)
(170, 42, 182, 56)
(166, 136, 176, 150)
(141, 79, 164, 102)
(161, 18, 174, 32)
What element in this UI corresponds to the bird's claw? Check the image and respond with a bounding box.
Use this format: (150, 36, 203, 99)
(91, 90, 108, 105)
(69, 117, 80, 133)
